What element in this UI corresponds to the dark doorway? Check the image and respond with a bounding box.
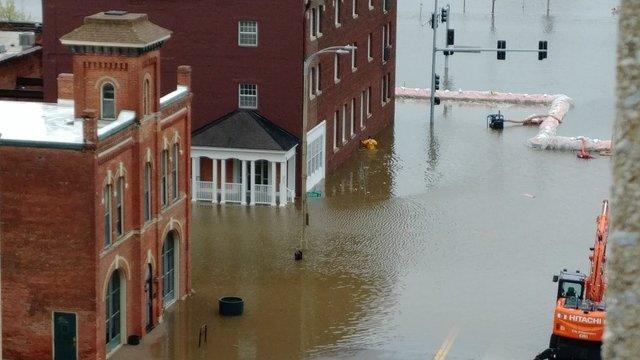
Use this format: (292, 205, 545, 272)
(53, 312, 77, 360)
(145, 264, 154, 331)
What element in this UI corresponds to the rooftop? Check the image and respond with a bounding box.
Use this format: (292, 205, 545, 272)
(60, 11, 171, 48)
(0, 101, 135, 148)
(192, 110, 299, 152)
(0, 30, 40, 64)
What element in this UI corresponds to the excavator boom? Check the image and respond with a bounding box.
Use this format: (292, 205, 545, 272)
(586, 200, 608, 303)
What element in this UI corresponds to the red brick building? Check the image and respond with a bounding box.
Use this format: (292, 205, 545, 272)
(0, 21, 43, 100)
(42, 0, 396, 194)
(0, 12, 192, 359)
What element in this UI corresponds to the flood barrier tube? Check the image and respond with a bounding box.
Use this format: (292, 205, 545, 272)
(395, 87, 612, 152)
(219, 296, 244, 316)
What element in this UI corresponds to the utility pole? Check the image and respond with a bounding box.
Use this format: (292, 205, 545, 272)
(429, 0, 439, 124)
(604, 1, 640, 358)
(443, 4, 451, 83)
(492, 0, 495, 15)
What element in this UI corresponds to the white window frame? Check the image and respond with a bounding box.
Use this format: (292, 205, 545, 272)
(239, 83, 258, 109)
(101, 82, 116, 120)
(306, 121, 326, 190)
(310, 67, 316, 99)
(333, 111, 339, 151)
(382, 24, 387, 63)
(334, 53, 340, 83)
(369, 0, 374, 10)
(238, 21, 258, 47)
(350, 98, 356, 136)
(351, 42, 357, 72)
(316, 63, 322, 95)
(335, 0, 341, 27)
(310, 7, 318, 39)
(383, 0, 388, 13)
(367, 33, 373, 61)
(360, 90, 365, 128)
(342, 103, 347, 143)
(367, 86, 372, 117)
(352, 0, 358, 18)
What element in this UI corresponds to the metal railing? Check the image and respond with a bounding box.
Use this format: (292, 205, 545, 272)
(195, 181, 214, 201)
(254, 184, 271, 204)
(224, 183, 243, 203)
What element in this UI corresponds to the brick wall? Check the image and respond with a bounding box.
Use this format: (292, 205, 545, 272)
(0, 48, 42, 89)
(0, 146, 97, 359)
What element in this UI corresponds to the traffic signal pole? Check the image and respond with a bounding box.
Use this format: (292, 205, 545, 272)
(429, 0, 439, 124)
(444, 4, 451, 84)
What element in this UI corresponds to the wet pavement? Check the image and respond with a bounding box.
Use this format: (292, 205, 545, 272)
(109, 0, 617, 359)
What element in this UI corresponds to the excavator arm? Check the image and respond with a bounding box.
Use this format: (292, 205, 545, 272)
(585, 200, 609, 303)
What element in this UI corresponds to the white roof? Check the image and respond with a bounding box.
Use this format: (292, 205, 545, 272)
(0, 100, 136, 146)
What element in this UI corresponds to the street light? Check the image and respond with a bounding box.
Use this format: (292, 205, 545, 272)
(296, 45, 356, 261)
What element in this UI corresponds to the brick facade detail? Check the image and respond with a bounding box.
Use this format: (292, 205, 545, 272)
(0, 18, 192, 359)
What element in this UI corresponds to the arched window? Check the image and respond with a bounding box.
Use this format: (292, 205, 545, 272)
(115, 177, 124, 237)
(162, 233, 176, 305)
(161, 150, 169, 207)
(101, 82, 116, 120)
(106, 270, 122, 351)
(103, 185, 112, 247)
(144, 163, 152, 222)
(143, 78, 151, 115)
(171, 143, 179, 199)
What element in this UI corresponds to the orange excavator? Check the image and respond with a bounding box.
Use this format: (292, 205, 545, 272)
(535, 200, 608, 360)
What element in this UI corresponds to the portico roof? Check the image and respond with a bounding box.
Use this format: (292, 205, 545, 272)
(192, 110, 299, 152)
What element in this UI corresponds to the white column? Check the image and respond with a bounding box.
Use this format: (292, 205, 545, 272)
(270, 161, 277, 206)
(291, 156, 297, 197)
(279, 160, 287, 206)
(250, 160, 256, 206)
(241, 160, 248, 205)
(191, 157, 198, 201)
(212, 158, 218, 204)
(220, 159, 226, 204)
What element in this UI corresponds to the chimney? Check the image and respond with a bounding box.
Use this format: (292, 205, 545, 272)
(57, 73, 74, 101)
(177, 65, 192, 90)
(82, 109, 98, 148)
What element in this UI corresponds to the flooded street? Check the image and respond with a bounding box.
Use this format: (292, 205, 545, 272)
(114, 0, 617, 359)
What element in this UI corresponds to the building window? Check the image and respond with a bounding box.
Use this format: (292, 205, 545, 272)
(101, 82, 116, 120)
(239, 84, 258, 109)
(238, 21, 258, 46)
(367, 86, 372, 116)
(311, 7, 318, 38)
(333, 111, 339, 150)
(360, 90, 365, 128)
(143, 78, 150, 115)
(350, 98, 356, 136)
(383, 0, 389, 12)
(172, 143, 179, 200)
(308, 135, 324, 178)
(386, 72, 392, 102)
(162, 233, 176, 305)
(144, 163, 151, 222)
(106, 270, 121, 351)
(382, 75, 387, 105)
(310, 67, 316, 98)
(352, 0, 358, 17)
(103, 185, 112, 248)
(115, 177, 124, 237)
(342, 104, 347, 142)
(335, 0, 341, 27)
(369, 0, 374, 10)
(318, 6, 324, 35)
(351, 42, 358, 71)
(368, 33, 373, 61)
(161, 150, 168, 207)
(255, 160, 269, 185)
(316, 63, 322, 93)
(334, 54, 341, 83)
(382, 24, 387, 62)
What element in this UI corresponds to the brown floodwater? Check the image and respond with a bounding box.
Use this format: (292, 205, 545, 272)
(113, 0, 617, 359)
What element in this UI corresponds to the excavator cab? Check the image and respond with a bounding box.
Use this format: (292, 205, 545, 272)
(553, 270, 586, 301)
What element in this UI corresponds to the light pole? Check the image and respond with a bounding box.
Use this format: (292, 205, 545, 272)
(297, 45, 355, 261)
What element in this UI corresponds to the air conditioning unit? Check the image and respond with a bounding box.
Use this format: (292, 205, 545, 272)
(19, 33, 36, 48)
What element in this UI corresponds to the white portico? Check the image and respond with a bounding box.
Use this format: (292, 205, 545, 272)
(191, 110, 298, 206)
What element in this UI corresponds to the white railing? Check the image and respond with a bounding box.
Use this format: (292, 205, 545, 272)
(195, 181, 214, 201)
(224, 183, 243, 203)
(287, 188, 295, 202)
(254, 184, 271, 204)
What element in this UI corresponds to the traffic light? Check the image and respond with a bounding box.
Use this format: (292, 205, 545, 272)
(538, 40, 548, 60)
(497, 40, 506, 60)
(434, 74, 440, 90)
(447, 29, 455, 46)
(441, 8, 448, 23)
(434, 97, 441, 105)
